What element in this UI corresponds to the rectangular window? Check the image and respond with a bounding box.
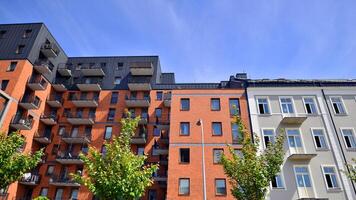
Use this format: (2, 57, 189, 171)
(40, 188, 48, 196)
(104, 126, 112, 140)
(116, 62, 124, 70)
(262, 129, 275, 148)
(111, 92, 119, 104)
(179, 148, 190, 163)
(54, 188, 63, 200)
(16, 45, 25, 54)
(7, 61, 17, 71)
(137, 147, 145, 155)
(179, 178, 190, 195)
(0, 80, 9, 91)
(23, 29, 32, 38)
(52, 144, 60, 155)
(212, 122, 222, 136)
(215, 179, 227, 195)
(257, 98, 270, 114)
(101, 145, 107, 156)
(303, 97, 317, 114)
(287, 129, 303, 148)
(331, 97, 346, 114)
(211, 98, 221, 111)
(234, 149, 243, 158)
(0, 30, 6, 39)
(180, 122, 190, 136)
(294, 166, 312, 188)
(148, 190, 157, 200)
(70, 189, 79, 200)
(153, 127, 160, 136)
(180, 98, 190, 111)
(107, 108, 115, 121)
(312, 129, 328, 150)
(232, 123, 242, 144)
(280, 97, 294, 114)
(271, 173, 284, 189)
(46, 165, 55, 175)
(229, 98, 240, 115)
(341, 129, 356, 149)
(322, 166, 340, 189)
(213, 149, 223, 164)
(155, 108, 162, 118)
(156, 91, 163, 100)
(114, 77, 121, 85)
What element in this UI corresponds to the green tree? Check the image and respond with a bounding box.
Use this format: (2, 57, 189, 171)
(33, 196, 49, 200)
(221, 115, 285, 200)
(344, 158, 356, 182)
(72, 112, 159, 200)
(0, 131, 43, 189)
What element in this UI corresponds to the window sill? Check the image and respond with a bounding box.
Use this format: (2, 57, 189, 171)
(346, 148, 356, 152)
(315, 148, 329, 152)
(258, 114, 272, 117)
(326, 188, 342, 193)
(334, 113, 348, 116)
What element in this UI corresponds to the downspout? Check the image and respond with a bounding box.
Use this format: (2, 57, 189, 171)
(244, 81, 254, 142)
(198, 119, 207, 200)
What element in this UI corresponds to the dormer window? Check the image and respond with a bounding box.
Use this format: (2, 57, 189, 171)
(22, 29, 32, 38)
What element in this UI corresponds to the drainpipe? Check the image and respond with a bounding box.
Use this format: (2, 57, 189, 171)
(198, 119, 207, 200)
(244, 82, 254, 142)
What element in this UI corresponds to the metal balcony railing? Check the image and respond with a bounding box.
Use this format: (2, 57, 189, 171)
(128, 76, 151, 84)
(34, 59, 54, 71)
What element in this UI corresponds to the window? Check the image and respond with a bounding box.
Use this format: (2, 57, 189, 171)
(211, 98, 221, 111)
(82, 144, 89, 154)
(107, 108, 115, 121)
(257, 97, 270, 114)
(22, 29, 32, 38)
(215, 179, 227, 195)
(111, 92, 119, 104)
(54, 188, 64, 200)
(100, 62, 106, 68)
(280, 97, 294, 114)
(312, 129, 328, 150)
(179, 178, 190, 195)
(341, 129, 356, 149)
(331, 97, 346, 114)
(155, 108, 162, 118)
(46, 165, 55, 175)
(70, 189, 79, 200)
(104, 126, 112, 140)
(179, 148, 190, 163)
(153, 127, 160, 136)
(101, 145, 107, 156)
(0, 30, 6, 39)
(303, 97, 317, 114)
(232, 123, 242, 144)
(212, 122, 222, 136)
(156, 91, 163, 100)
(213, 149, 223, 164)
(116, 62, 124, 70)
(137, 147, 144, 155)
(180, 122, 190, 136)
(114, 77, 121, 85)
(229, 98, 240, 115)
(262, 129, 275, 148)
(0, 80, 9, 91)
(16, 45, 25, 54)
(40, 188, 48, 196)
(287, 129, 303, 148)
(234, 149, 243, 158)
(271, 173, 284, 189)
(52, 144, 60, 155)
(180, 98, 190, 111)
(7, 61, 17, 71)
(148, 190, 157, 200)
(322, 166, 340, 189)
(294, 166, 312, 188)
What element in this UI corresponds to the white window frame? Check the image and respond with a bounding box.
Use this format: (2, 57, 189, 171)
(340, 128, 356, 150)
(302, 96, 319, 115)
(321, 165, 341, 190)
(293, 165, 316, 196)
(256, 96, 271, 115)
(286, 128, 306, 153)
(270, 170, 286, 190)
(330, 96, 347, 115)
(311, 128, 329, 150)
(279, 96, 296, 114)
(261, 128, 275, 149)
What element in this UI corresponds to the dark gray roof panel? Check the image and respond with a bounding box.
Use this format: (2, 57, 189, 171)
(160, 73, 175, 84)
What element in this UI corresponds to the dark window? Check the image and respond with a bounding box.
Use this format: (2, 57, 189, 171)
(211, 98, 221, 111)
(55, 188, 63, 200)
(111, 92, 119, 104)
(40, 187, 48, 196)
(7, 61, 17, 71)
(180, 122, 190, 135)
(212, 122, 222, 136)
(156, 91, 163, 100)
(229, 98, 240, 115)
(52, 144, 60, 155)
(16, 45, 25, 54)
(148, 190, 157, 200)
(232, 123, 243, 144)
(22, 29, 32, 38)
(100, 62, 106, 68)
(116, 62, 124, 70)
(107, 108, 115, 121)
(0, 30, 6, 39)
(179, 178, 190, 195)
(153, 127, 160, 136)
(0, 80, 9, 91)
(180, 98, 190, 111)
(46, 165, 55, 175)
(104, 126, 112, 140)
(215, 179, 227, 195)
(155, 108, 162, 118)
(70, 189, 79, 200)
(101, 145, 107, 156)
(180, 148, 190, 163)
(63, 108, 70, 117)
(213, 149, 223, 164)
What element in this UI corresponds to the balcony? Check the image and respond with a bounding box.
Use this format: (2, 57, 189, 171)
(49, 175, 80, 187)
(33, 59, 54, 75)
(70, 95, 99, 108)
(160, 134, 169, 144)
(27, 75, 47, 91)
(280, 115, 307, 125)
(288, 153, 317, 161)
(19, 95, 41, 110)
(163, 93, 172, 107)
(125, 96, 150, 107)
(159, 156, 168, 165)
(155, 119, 170, 130)
(56, 152, 83, 164)
(47, 94, 63, 108)
(130, 62, 154, 76)
(19, 173, 40, 186)
(40, 114, 57, 125)
(153, 148, 169, 155)
(62, 133, 91, 144)
(76, 78, 102, 91)
(66, 113, 95, 125)
(33, 131, 52, 144)
(153, 176, 168, 182)
(128, 77, 151, 91)
(131, 133, 147, 144)
(57, 63, 72, 76)
(41, 42, 60, 57)
(138, 114, 149, 125)
(53, 78, 71, 92)
(10, 115, 33, 130)
(81, 64, 105, 76)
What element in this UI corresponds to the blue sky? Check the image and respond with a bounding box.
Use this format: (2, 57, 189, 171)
(1, 0, 356, 83)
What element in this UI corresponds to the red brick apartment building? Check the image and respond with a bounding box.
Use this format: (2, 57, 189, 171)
(0, 23, 250, 200)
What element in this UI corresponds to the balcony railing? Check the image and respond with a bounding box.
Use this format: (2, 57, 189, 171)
(131, 132, 147, 144)
(40, 114, 58, 125)
(66, 112, 95, 125)
(57, 63, 72, 76)
(19, 95, 41, 110)
(155, 118, 170, 130)
(19, 173, 41, 185)
(129, 62, 154, 76)
(52, 77, 71, 91)
(56, 151, 83, 164)
(33, 131, 52, 144)
(62, 132, 91, 144)
(81, 64, 105, 76)
(34, 59, 54, 75)
(127, 77, 152, 91)
(47, 94, 63, 107)
(41, 43, 60, 57)
(125, 95, 150, 107)
(163, 93, 172, 107)
(10, 115, 33, 130)
(70, 94, 99, 107)
(76, 78, 102, 91)
(28, 75, 47, 90)
(139, 113, 149, 125)
(49, 175, 80, 187)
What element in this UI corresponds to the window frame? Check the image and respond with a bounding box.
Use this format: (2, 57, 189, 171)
(311, 128, 329, 151)
(213, 148, 224, 164)
(256, 96, 271, 115)
(156, 91, 163, 101)
(302, 96, 319, 115)
(215, 178, 227, 196)
(212, 122, 223, 136)
(210, 98, 221, 111)
(261, 128, 275, 149)
(180, 98, 190, 111)
(321, 165, 341, 190)
(270, 172, 286, 190)
(107, 108, 116, 121)
(155, 108, 162, 118)
(330, 96, 347, 115)
(7, 61, 17, 72)
(46, 165, 55, 176)
(180, 122, 190, 136)
(293, 165, 314, 189)
(110, 92, 119, 104)
(178, 178, 190, 196)
(0, 80, 9, 91)
(229, 98, 240, 116)
(104, 126, 113, 140)
(340, 128, 356, 150)
(179, 148, 190, 164)
(39, 187, 49, 197)
(279, 96, 295, 114)
(286, 128, 305, 152)
(114, 77, 121, 85)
